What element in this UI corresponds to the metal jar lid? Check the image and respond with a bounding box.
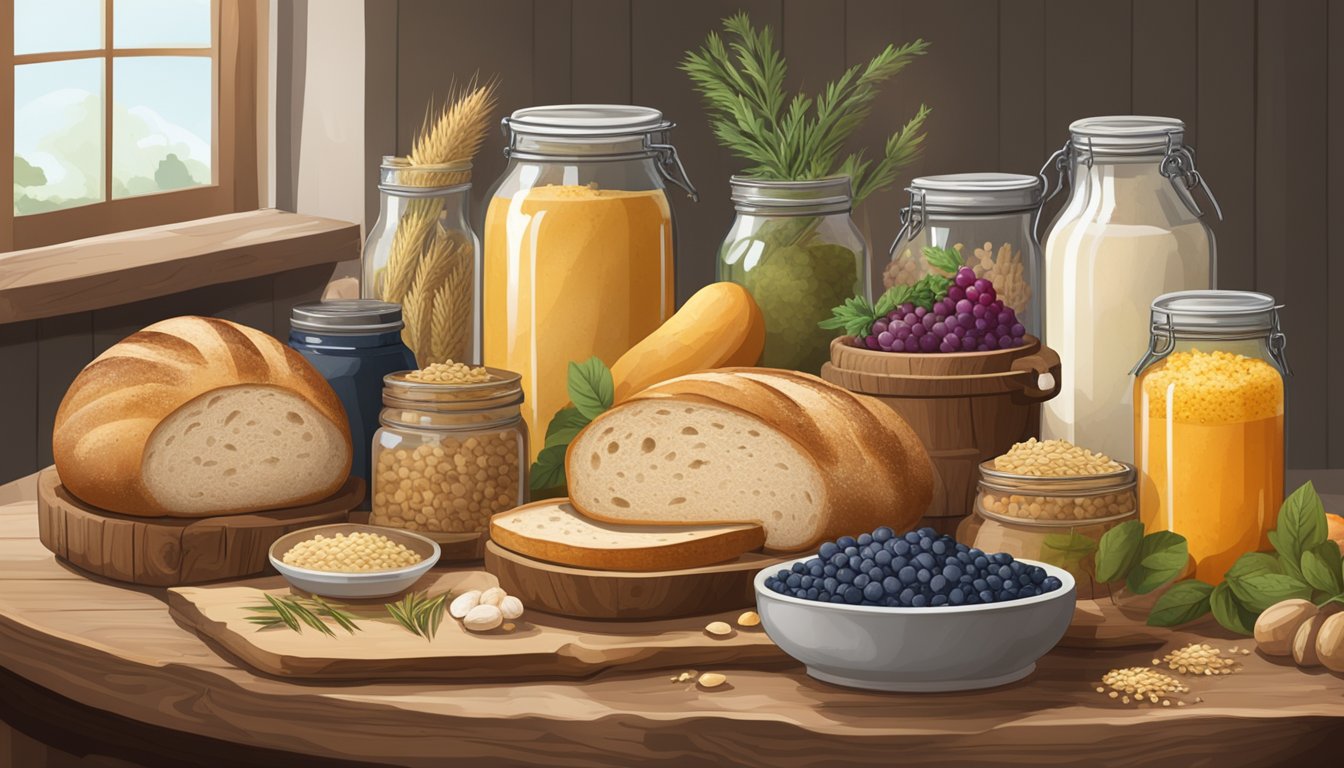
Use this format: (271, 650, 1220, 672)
(909, 172, 1043, 214)
(291, 300, 404, 334)
(729, 175, 852, 215)
(1068, 116, 1185, 155)
(504, 104, 672, 139)
(1149, 290, 1278, 336)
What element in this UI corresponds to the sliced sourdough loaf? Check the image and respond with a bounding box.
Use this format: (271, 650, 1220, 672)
(489, 499, 765, 571)
(566, 368, 933, 552)
(53, 316, 352, 517)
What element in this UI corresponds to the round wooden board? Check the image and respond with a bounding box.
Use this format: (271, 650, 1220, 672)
(484, 540, 788, 621)
(36, 467, 362, 587)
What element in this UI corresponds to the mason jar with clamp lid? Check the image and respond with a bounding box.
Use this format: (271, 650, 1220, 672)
(882, 173, 1045, 338)
(1040, 116, 1222, 463)
(483, 104, 696, 460)
(1131, 290, 1288, 582)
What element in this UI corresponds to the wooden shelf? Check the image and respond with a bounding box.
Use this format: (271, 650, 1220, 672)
(0, 210, 359, 324)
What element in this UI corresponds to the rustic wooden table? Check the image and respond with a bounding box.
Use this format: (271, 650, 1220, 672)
(1, 471, 1342, 767)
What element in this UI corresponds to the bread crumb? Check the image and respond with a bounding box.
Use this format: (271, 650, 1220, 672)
(502, 622, 516, 632)
(697, 672, 727, 688)
(705, 621, 733, 637)
(737, 610, 760, 627)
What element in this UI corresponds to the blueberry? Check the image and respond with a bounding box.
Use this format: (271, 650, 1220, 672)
(904, 531, 921, 544)
(911, 594, 928, 607)
(931, 594, 948, 606)
(915, 552, 936, 570)
(973, 578, 988, 592)
(930, 574, 948, 593)
(917, 569, 932, 584)
(1018, 573, 1032, 586)
(830, 595, 845, 604)
(899, 588, 915, 606)
(863, 582, 884, 602)
(830, 553, 848, 568)
(853, 573, 870, 589)
(931, 540, 948, 555)
(837, 536, 857, 549)
(892, 556, 909, 571)
(818, 542, 839, 559)
(809, 564, 824, 577)
(884, 596, 899, 607)
(844, 588, 864, 604)
(1030, 569, 1046, 584)
(919, 527, 937, 538)
(800, 575, 814, 589)
(823, 577, 839, 593)
(873, 526, 894, 543)
(898, 566, 917, 584)
(992, 553, 1011, 565)
(974, 556, 989, 569)
(844, 546, 858, 558)
(979, 590, 995, 603)
(823, 564, 837, 577)
(943, 564, 963, 581)
(1042, 576, 1063, 592)
(858, 533, 873, 546)
(987, 575, 1002, 589)
(883, 576, 901, 594)
(786, 574, 802, 588)
(949, 588, 966, 605)
(875, 550, 893, 567)
(806, 557, 822, 570)
(1019, 586, 1037, 598)
(959, 574, 974, 584)
(894, 539, 912, 555)
(849, 555, 863, 571)
(868, 567, 884, 582)
(859, 558, 875, 573)
(792, 561, 807, 574)
(968, 548, 984, 559)
(998, 565, 1013, 579)
(837, 568, 856, 583)
(919, 537, 934, 551)
(956, 551, 972, 564)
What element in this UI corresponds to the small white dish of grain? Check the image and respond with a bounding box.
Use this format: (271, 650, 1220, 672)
(269, 524, 440, 599)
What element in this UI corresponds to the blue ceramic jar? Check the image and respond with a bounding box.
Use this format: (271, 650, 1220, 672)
(288, 300, 417, 507)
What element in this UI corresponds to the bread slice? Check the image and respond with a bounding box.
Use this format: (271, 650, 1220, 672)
(566, 368, 933, 552)
(489, 499, 765, 571)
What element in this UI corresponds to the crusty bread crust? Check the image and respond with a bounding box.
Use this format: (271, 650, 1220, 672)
(489, 499, 766, 571)
(52, 316, 352, 517)
(567, 368, 933, 552)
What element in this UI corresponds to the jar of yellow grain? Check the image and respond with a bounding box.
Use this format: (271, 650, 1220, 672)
(1132, 291, 1288, 582)
(370, 365, 528, 561)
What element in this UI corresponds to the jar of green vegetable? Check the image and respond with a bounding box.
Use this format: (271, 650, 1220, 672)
(719, 176, 868, 373)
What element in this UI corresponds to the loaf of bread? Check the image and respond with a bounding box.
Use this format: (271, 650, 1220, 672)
(53, 316, 352, 517)
(566, 368, 932, 552)
(490, 499, 765, 571)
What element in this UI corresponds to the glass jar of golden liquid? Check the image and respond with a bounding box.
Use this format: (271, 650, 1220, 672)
(1132, 291, 1288, 581)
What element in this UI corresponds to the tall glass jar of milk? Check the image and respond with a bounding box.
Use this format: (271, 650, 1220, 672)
(1040, 116, 1220, 463)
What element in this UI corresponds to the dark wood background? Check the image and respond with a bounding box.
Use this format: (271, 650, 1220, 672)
(368, 0, 1337, 470)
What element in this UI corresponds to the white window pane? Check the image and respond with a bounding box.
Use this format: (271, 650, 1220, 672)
(112, 57, 213, 199)
(14, 60, 105, 215)
(113, 0, 211, 48)
(15, 0, 104, 56)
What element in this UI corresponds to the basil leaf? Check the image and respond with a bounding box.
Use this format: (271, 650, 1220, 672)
(1274, 481, 1328, 569)
(1095, 520, 1145, 583)
(1037, 531, 1097, 572)
(1125, 531, 1188, 595)
(1268, 529, 1304, 581)
(1225, 551, 1282, 581)
(543, 406, 590, 450)
(921, 245, 963, 275)
(1226, 572, 1312, 614)
(1209, 582, 1256, 636)
(567, 357, 614, 420)
(1147, 579, 1214, 627)
(1301, 541, 1344, 595)
(529, 444, 568, 492)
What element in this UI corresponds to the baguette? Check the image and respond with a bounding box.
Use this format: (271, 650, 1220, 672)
(52, 316, 352, 517)
(566, 368, 932, 552)
(489, 499, 765, 571)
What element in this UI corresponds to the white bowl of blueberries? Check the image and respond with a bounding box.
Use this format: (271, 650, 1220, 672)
(755, 526, 1075, 692)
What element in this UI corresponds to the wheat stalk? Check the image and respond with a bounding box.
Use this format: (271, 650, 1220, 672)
(408, 79, 498, 171)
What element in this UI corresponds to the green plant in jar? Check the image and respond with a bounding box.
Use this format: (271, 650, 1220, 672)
(684, 13, 930, 372)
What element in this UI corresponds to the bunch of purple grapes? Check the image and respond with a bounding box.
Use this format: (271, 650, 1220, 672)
(864, 267, 1027, 353)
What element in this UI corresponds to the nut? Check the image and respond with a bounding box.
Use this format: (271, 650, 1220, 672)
(704, 621, 733, 637)
(697, 672, 727, 688)
(1254, 599, 1317, 656)
(499, 595, 525, 620)
(463, 604, 503, 632)
(1293, 604, 1342, 667)
(449, 590, 482, 619)
(502, 622, 516, 632)
(1316, 612, 1344, 672)
(479, 587, 508, 607)
(737, 611, 760, 628)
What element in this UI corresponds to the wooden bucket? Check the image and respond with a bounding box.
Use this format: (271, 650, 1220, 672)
(820, 336, 1061, 534)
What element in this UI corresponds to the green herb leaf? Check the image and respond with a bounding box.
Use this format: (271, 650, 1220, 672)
(1209, 582, 1257, 635)
(1226, 572, 1312, 614)
(819, 294, 880, 337)
(543, 406, 590, 450)
(1301, 541, 1344, 595)
(286, 598, 336, 638)
(1095, 520, 1145, 583)
(1267, 529, 1303, 581)
(873, 285, 914, 317)
(1147, 579, 1214, 627)
(922, 245, 963, 276)
(1038, 531, 1097, 572)
(568, 358, 614, 421)
(1225, 551, 1282, 581)
(1274, 482, 1328, 571)
(264, 594, 301, 632)
(1125, 531, 1189, 595)
(530, 444, 568, 492)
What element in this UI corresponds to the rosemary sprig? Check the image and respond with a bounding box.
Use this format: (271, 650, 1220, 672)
(682, 12, 931, 206)
(386, 591, 449, 641)
(244, 594, 360, 636)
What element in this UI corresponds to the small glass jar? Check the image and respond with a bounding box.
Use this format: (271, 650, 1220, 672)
(959, 461, 1138, 599)
(882, 173, 1044, 337)
(370, 368, 528, 558)
(288, 300, 418, 508)
(719, 175, 867, 373)
(1132, 290, 1288, 583)
(362, 157, 481, 367)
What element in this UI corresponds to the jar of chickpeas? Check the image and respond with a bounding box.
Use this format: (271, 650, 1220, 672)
(370, 362, 528, 561)
(957, 438, 1137, 599)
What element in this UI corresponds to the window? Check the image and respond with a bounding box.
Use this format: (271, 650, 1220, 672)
(1, 0, 261, 251)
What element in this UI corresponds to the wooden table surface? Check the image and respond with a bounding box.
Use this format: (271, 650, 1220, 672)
(1, 472, 1343, 767)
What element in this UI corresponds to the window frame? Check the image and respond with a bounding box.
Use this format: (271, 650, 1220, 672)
(0, 0, 261, 252)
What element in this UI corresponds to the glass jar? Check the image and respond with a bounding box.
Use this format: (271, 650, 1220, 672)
(719, 176, 866, 373)
(371, 368, 528, 557)
(1132, 290, 1288, 582)
(1041, 116, 1221, 463)
(882, 173, 1044, 337)
(288, 300, 419, 508)
(959, 461, 1138, 599)
(483, 105, 696, 460)
(362, 157, 481, 367)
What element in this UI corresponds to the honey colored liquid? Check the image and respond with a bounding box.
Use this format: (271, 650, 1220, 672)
(483, 185, 674, 461)
(1135, 351, 1284, 582)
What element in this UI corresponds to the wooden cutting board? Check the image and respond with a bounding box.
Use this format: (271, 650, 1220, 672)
(37, 467, 362, 587)
(167, 569, 791, 682)
(485, 541, 787, 620)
